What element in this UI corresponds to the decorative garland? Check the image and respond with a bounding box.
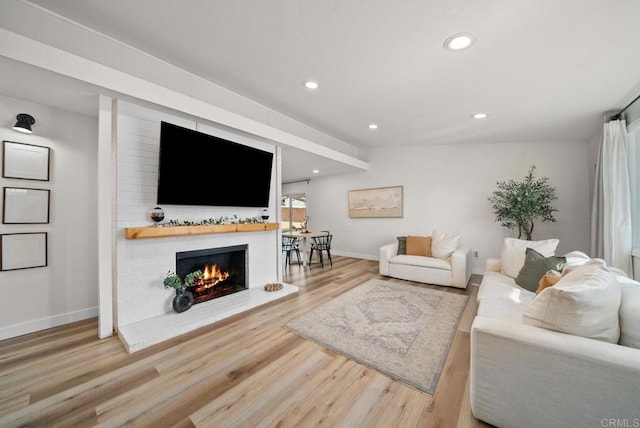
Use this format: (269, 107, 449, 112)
(165, 214, 265, 226)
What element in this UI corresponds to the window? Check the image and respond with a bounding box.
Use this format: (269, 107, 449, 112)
(281, 193, 307, 232)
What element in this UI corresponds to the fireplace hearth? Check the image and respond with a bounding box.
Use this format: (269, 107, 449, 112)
(176, 245, 248, 304)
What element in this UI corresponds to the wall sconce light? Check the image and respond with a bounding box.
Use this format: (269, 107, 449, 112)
(13, 113, 35, 134)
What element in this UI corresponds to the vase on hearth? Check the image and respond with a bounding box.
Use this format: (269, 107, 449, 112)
(172, 289, 194, 313)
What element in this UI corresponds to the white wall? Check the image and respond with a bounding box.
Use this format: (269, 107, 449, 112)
(0, 93, 98, 339)
(308, 140, 591, 273)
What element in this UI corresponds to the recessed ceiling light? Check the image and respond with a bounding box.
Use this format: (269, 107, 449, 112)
(304, 81, 319, 90)
(368, 123, 378, 130)
(444, 33, 476, 51)
(472, 113, 488, 119)
(312, 169, 320, 174)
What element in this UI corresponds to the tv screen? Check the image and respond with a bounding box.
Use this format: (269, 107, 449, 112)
(157, 121, 273, 207)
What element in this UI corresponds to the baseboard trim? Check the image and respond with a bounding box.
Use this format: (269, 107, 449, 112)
(0, 307, 99, 341)
(332, 250, 377, 261)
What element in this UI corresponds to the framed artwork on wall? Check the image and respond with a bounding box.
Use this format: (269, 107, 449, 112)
(348, 185, 404, 218)
(3, 187, 50, 224)
(0, 232, 48, 271)
(2, 140, 51, 181)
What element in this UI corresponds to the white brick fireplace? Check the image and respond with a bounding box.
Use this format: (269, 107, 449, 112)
(114, 101, 296, 352)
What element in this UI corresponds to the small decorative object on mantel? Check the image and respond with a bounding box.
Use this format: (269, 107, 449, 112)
(260, 208, 270, 223)
(264, 282, 283, 292)
(163, 270, 203, 313)
(150, 206, 165, 226)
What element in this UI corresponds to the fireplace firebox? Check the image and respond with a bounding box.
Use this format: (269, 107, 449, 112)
(176, 245, 248, 304)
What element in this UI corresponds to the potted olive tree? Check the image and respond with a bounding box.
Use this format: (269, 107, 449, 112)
(488, 165, 558, 240)
(163, 270, 203, 313)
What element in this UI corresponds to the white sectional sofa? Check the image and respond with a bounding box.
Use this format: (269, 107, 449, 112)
(470, 243, 640, 428)
(379, 233, 471, 288)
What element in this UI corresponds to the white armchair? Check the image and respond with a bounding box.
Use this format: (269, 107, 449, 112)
(379, 240, 471, 288)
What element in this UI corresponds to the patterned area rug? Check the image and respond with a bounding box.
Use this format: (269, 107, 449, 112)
(284, 279, 468, 395)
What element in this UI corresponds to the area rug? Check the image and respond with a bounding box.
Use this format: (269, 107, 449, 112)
(284, 279, 468, 395)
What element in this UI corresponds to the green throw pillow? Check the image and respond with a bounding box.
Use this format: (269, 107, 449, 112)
(397, 236, 407, 255)
(516, 247, 566, 292)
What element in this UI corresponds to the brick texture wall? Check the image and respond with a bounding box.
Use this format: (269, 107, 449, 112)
(115, 102, 278, 327)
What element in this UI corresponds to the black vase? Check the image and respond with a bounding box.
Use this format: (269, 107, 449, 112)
(172, 289, 194, 313)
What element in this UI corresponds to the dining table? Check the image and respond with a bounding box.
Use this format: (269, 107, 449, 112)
(281, 230, 329, 266)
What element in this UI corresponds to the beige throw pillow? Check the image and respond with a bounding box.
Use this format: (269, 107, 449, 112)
(500, 237, 559, 279)
(406, 235, 432, 257)
(431, 230, 460, 260)
(536, 269, 571, 294)
(523, 259, 621, 343)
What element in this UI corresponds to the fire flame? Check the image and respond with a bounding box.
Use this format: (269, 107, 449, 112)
(197, 264, 230, 289)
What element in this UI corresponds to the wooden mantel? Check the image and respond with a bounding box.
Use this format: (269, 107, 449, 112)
(124, 222, 279, 240)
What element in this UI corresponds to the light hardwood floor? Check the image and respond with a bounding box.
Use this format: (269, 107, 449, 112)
(0, 256, 493, 427)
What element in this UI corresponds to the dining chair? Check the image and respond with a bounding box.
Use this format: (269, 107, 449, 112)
(308, 234, 332, 268)
(282, 236, 301, 267)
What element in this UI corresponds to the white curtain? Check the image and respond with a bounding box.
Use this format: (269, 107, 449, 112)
(629, 123, 639, 250)
(590, 119, 633, 275)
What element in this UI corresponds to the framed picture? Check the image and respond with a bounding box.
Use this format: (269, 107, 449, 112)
(3, 187, 50, 224)
(348, 185, 404, 218)
(2, 141, 51, 181)
(0, 232, 48, 271)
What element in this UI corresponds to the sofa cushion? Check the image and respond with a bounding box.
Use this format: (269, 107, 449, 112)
(397, 236, 407, 255)
(389, 254, 451, 270)
(619, 276, 640, 349)
(523, 259, 621, 343)
(431, 230, 460, 260)
(477, 295, 534, 321)
(406, 235, 432, 257)
(515, 247, 566, 292)
(500, 237, 559, 278)
(477, 271, 535, 301)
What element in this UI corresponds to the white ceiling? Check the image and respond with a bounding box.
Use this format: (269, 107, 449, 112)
(11, 0, 640, 181)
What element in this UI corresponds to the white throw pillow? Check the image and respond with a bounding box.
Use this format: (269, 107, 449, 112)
(562, 250, 592, 271)
(500, 237, 559, 278)
(523, 259, 621, 343)
(619, 277, 640, 349)
(431, 230, 460, 260)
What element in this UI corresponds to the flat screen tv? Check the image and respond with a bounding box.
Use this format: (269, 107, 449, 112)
(157, 121, 273, 207)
